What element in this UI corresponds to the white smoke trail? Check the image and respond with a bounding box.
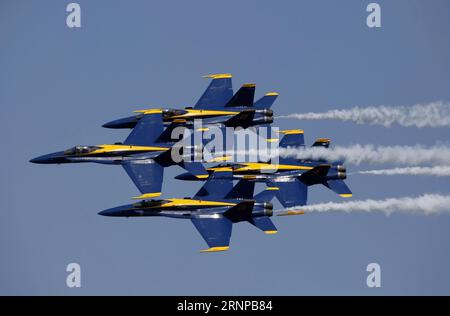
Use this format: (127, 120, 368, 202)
(278, 144, 450, 166)
(279, 194, 450, 216)
(277, 101, 450, 128)
(355, 166, 450, 177)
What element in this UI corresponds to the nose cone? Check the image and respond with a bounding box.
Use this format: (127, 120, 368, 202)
(29, 151, 66, 164)
(102, 115, 139, 129)
(175, 172, 200, 181)
(98, 204, 134, 217)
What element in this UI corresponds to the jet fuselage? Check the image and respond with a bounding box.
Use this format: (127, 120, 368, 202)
(102, 107, 274, 129)
(30, 144, 169, 165)
(99, 198, 273, 220)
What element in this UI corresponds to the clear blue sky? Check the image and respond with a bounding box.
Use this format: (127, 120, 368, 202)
(1, 0, 450, 295)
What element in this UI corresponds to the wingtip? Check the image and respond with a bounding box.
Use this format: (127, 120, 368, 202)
(203, 73, 232, 79)
(132, 192, 162, 199)
(200, 246, 230, 253)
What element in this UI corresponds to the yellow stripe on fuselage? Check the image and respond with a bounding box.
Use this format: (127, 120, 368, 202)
(171, 109, 239, 119)
(233, 162, 313, 172)
(133, 109, 163, 114)
(207, 163, 313, 173)
(159, 199, 236, 208)
(132, 108, 239, 119)
(88, 144, 169, 155)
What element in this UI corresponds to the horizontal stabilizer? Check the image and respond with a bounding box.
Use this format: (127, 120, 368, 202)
(249, 216, 277, 234)
(324, 179, 352, 198)
(254, 92, 278, 109)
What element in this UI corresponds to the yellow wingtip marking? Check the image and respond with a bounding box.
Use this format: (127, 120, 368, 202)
(195, 174, 209, 179)
(266, 138, 279, 143)
(203, 73, 232, 79)
(340, 194, 353, 198)
(266, 187, 280, 191)
(265, 92, 279, 96)
(133, 192, 162, 199)
(200, 246, 230, 253)
(278, 129, 304, 135)
(264, 230, 278, 235)
(316, 138, 331, 142)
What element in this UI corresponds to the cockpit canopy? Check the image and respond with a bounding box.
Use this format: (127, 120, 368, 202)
(64, 146, 101, 156)
(162, 108, 187, 119)
(133, 199, 166, 208)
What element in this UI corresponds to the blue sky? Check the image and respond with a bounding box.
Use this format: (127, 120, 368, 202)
(1, 0, 450, 295)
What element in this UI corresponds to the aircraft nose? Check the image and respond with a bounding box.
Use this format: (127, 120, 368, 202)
(98, 209, 114, 216)
(98, 205, 131, 217)
(29, 154, 53, 164)
(29, 152, 65, 164)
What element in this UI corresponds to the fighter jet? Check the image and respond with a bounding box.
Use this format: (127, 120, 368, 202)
(102, 74, 277, 130)
(175, 129, 352, 208)
(30, 113, 207, 199)
(99, 171, 278, 252)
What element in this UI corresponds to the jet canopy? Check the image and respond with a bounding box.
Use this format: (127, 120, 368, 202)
(64, 146, 100, 155)
(133, 199, 167, 208)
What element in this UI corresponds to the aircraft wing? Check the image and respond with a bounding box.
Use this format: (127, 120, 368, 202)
(191, 215, 233, 252)
(123, 113, 164, 146)
(122, 159, 163, 197)
(223, 109, 256, 128)
(194, 74, 233, 109)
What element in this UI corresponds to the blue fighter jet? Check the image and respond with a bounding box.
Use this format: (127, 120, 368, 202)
(30, 114, 206, 199)
(175, 129, 352, 208)
(99, 172, 278, 252)
(102, 74, 278, 130)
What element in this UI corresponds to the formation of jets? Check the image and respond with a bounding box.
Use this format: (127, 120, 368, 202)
(31, 74, 352, 252)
